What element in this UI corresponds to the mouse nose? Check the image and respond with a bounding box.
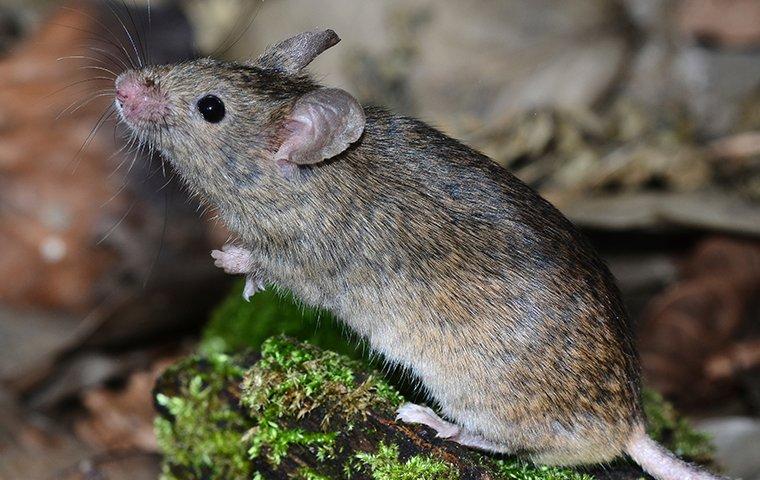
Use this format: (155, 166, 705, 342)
(115, 72, 140, 105)
(115, 71, 168, 124)
(115, 85, 129, 103)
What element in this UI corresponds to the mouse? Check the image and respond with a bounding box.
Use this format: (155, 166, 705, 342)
(113, 29, 724, 480)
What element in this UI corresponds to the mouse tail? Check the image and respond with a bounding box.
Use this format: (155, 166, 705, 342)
(626, 428, 726, 480)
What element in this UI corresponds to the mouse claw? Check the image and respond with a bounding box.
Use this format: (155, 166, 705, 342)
(242, 274, 266, 301)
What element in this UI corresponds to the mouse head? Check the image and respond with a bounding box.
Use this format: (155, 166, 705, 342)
(114, 30, 365, 198)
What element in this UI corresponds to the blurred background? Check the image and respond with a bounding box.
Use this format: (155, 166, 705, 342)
(0, 0, 759, 478)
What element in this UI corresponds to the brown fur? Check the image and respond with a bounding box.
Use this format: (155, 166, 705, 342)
(117, 57, 644, 465)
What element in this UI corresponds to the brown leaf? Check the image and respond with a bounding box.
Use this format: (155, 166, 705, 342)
(74, 357, 177, 452)
(639, 237, 760, 405)
(677, 0, 760, 48)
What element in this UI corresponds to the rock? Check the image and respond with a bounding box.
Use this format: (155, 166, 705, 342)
(472, 104, 715, 197)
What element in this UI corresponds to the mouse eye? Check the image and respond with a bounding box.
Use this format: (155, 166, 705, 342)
(197, 95, 225, 123)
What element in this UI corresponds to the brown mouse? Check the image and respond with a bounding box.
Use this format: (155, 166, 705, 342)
(114, 29, 724, 480)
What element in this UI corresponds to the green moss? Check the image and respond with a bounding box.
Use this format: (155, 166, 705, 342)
(240, 336, 403, 469)
(154, 353, 252, 480)
(246, 422, 337, 466)
(297, 467, 333, 480)
(354, 442, 459, 480)
(243, 336, 402, 417)
(493, 459, 594, 480)
(201, 281, 363, 360)
(643, 389, 714, 463)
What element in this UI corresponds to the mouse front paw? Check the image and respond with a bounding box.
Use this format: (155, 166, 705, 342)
(211, 244, 268, 301)
(211, 244, 255, 274)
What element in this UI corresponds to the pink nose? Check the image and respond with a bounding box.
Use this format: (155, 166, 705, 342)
(115, 72, 166, 123)
(115, 86, 130, 103)
(115, 74, 141, 105)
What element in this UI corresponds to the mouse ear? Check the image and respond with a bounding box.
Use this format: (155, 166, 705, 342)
(275, 88, 365, 168)
(256, 30, 340, 75)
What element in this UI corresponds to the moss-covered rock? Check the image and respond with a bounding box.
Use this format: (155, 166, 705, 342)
(153, 352, 254, 480)
(156, 285, 716, 479)
(238, 336, 509, 478)
(154, 335, 714, 479)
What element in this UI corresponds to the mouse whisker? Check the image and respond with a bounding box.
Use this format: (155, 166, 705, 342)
(122, 148, 140, 181)
(119, 0, 150, 67)
(154, 132, 167, 179)
(58, 54, 122, 80)
(143, 128, 156, 175)
(126, 133, 149, 176)
(157, 172, 176, 192)
(51, 23, 137, 68)
(79, 45, 130, 71)
(212, 0, 264, 58)
(96, 197, 136, 246)
(77, 65, 120, 78)
(107, 134, 141, 181)
(127, 0, 152, 67)
(142, 186, 169, 289)
(57, 54, 112, 67)
(51, 16, 137, 70)
(103, 137, 132, 168)
(149, 154, 167, 183)
(81, 36, 135, 71)
(145, 0, 153, 66)
(70, 105, 116, 173)
(44, 77, 114, 100)
(103, 169, 136, 207)
(139, 154, 157, 184)
(102, 0, 144, 68)
(56, 90, 115, 120)
(102, 160, 141, 207)
(56, 89, 114, 119)
(87, 46, 132, 72)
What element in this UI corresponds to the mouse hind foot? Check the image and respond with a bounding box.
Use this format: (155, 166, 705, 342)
(396, 403, 630, 465)
(396, 403, 512, 453)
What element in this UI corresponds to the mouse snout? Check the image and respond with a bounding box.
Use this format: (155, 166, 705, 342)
(115, 76, 136, 103)
(115, 71, 167, 124)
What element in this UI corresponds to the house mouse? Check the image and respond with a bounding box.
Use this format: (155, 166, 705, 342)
(114, 29, 724, 480)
